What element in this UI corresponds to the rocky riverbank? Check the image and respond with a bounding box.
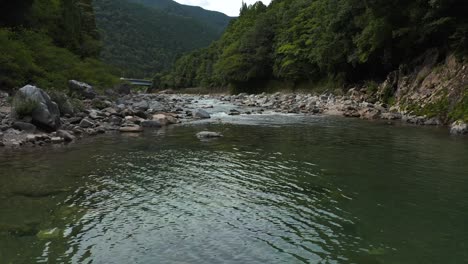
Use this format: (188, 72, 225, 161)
(0, 83, 215, 148)
(1, 79, 466, 149)
(217, 91, 467, 135)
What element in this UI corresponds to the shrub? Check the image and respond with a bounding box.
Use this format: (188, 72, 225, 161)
(12, 93, 39, 118)
(70, 98, 85, 113)
(48, 90, 74, 116)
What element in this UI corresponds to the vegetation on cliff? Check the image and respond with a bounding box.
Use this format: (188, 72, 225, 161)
(0, 0, 118, 92)
(160, 0, 467, 92)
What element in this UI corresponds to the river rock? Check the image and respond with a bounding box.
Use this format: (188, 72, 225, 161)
(57, 130, 75, 142)
(13, 85, 61, 131)
(133, 101, 149, 111)
(115, 83, 131, 95)
(109, 116, 123, 125)
(141, 120, 162, 128)
(193, 109, 210, 119)
(196, 131, 223, 139)
(79, 118, 94, 128)
(51, 137, 64, 144)
(68, 80, 97, 99)
(119, 125, 143, 133)
(152, 114, 177, 125)
(12, 121, 36, 133)
(359, 108, 381, 120)
(381, 112, 402, 120)
(450, 120, 468, 135)
(229, 109, 241, 116)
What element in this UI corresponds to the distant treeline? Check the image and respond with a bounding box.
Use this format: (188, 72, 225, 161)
(159, 0, 468, 92)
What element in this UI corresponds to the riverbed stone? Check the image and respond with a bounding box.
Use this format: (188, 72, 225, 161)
(79, 118, 94, 128)
(141, 120, 162, 128)
(119, 125, 143, 133)
(229, 109, 241, 116)
(12, 121, 36, 133)
(51, 137, 64, 144)
(450, 120, 468, 135)
(57, 130, 75, 142)
(359, 108, 381, 120)
(152, 114, 177, 125)
(193, 109, 210, 119)
(134, 101, 150, 111)
(37, 228, 62, 240)
(196, 131, 223, 139)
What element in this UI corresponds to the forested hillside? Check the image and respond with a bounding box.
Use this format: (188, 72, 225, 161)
(0, 0, 118, 92)
(160, 0, 467, 91)
(127, 0, 231, 33)
(93, 0, 231, 78)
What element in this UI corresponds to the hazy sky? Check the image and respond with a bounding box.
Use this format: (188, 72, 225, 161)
(175, 0, 272, 16)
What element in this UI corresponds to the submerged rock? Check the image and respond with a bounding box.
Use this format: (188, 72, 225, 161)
(196, 131, 223, 139)
(37, 228, 62, 240)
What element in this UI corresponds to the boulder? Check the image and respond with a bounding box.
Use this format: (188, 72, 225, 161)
(13, 85, 61, 131)
(68, 80, 97, 99)
(193, 109, 211, 119)
(196, 131, 223, 139)
(109, 116, 123, 125)
(450, 120, 468, 135)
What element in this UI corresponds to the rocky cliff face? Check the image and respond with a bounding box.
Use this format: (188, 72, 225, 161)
(378, 52, 467, 124)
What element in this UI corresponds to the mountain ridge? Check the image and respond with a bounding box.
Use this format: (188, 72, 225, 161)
(127, 0, 232, 33)
(93, 0, 232, 78)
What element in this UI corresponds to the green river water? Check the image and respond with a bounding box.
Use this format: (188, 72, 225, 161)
(1, 106, 468, 264)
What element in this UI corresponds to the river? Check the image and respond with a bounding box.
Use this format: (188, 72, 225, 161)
(1, 99, 468, 264)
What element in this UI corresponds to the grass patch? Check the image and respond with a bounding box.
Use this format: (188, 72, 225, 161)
(12, 94, 39, 118)
(448, 89, 468, 122)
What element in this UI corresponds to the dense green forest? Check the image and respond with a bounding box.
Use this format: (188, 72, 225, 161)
(160, 0, 468, 92)
(93, 0, 231, 78)
(0, 0, 119, 92)
(127, 0, 231, 33)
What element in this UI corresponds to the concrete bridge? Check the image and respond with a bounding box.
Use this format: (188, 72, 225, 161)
(120, 78, 153, 87)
